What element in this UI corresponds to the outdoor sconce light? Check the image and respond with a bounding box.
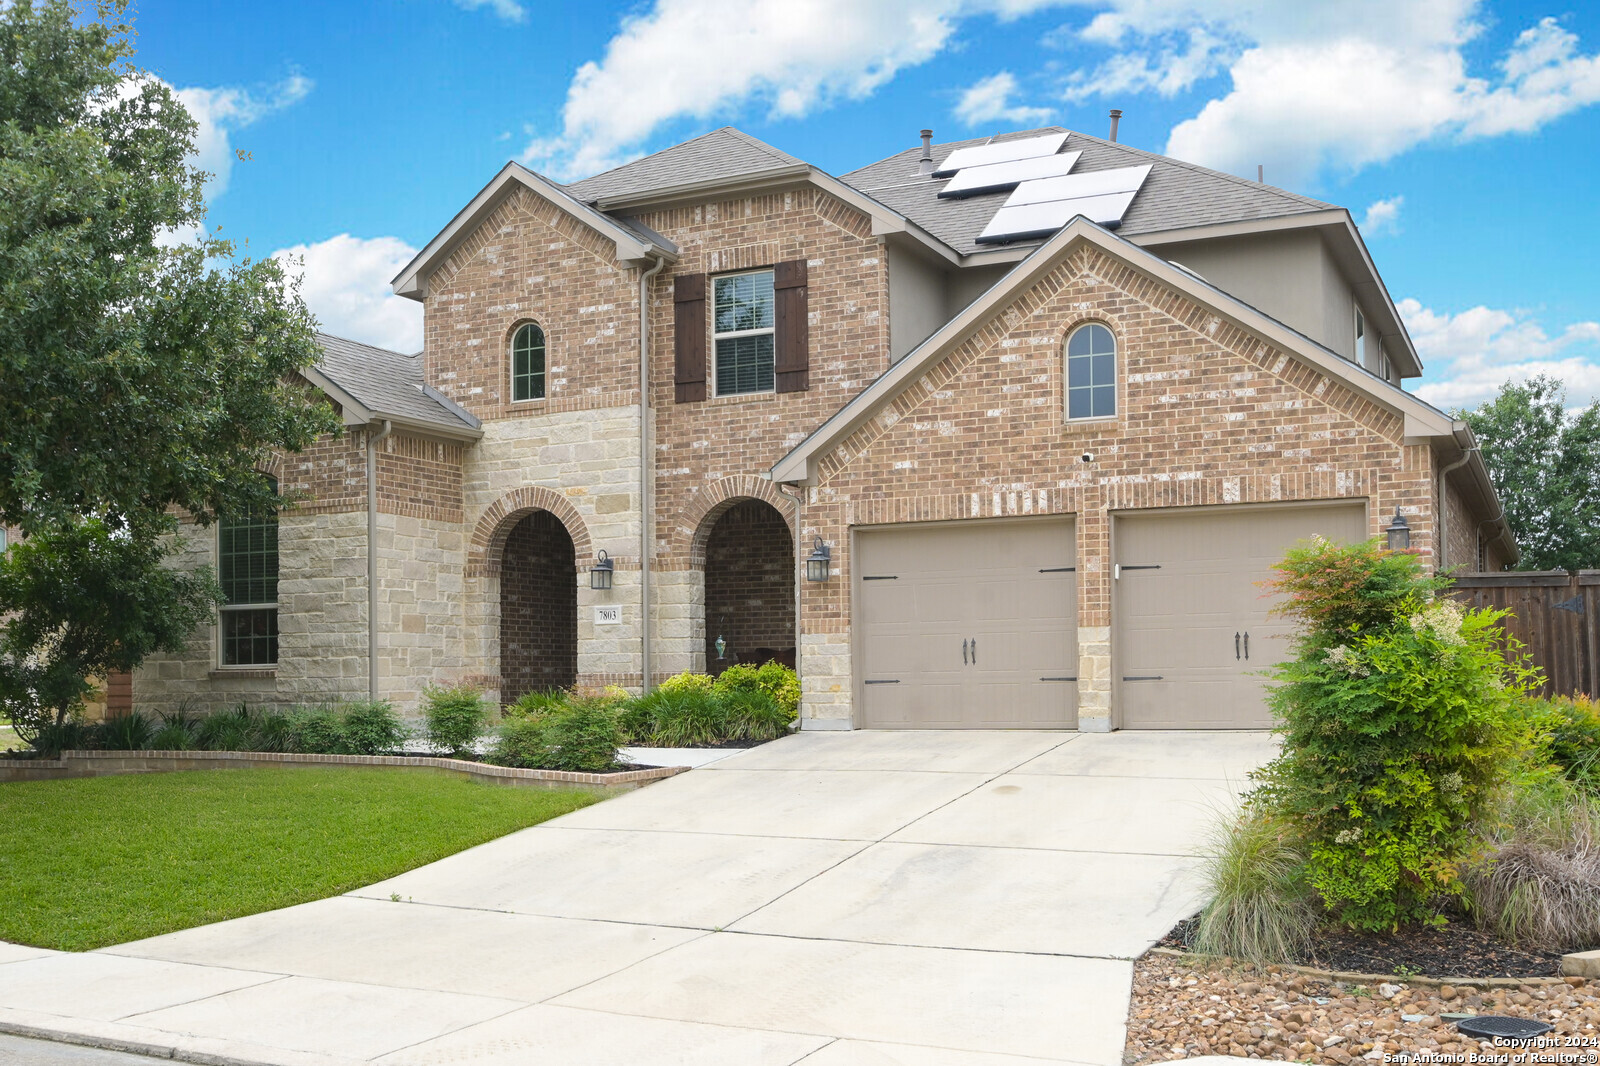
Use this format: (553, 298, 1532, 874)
(805, 536, 832, 582)
(590, 550, 614, 590)
(1385, 507, 1411, 551)
(715, 635, 727, 660)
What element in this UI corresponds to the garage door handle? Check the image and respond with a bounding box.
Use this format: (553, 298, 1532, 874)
(1122, 676, 1164, 681)
(1235, 632, 1241, 660)
(1038, 567, 1075, 573)
(1243, 631, 1249, 661)
(962, 638, 968, 665)
(1040, 676, 1077, 682)
(864, 679, 900, 685)
(970, 638, 976, 664)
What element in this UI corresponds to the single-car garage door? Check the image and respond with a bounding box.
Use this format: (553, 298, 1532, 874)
(1116, 502, 1368, 729)
(856, 517, 1077, 729)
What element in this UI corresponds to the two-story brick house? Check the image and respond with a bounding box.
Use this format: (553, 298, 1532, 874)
(134, 124, 1516, 731)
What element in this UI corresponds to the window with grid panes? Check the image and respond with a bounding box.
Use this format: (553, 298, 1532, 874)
(511, 322, 546, 401)
(713, 270, 775, 395)
(218, 478, 279, 666)
(1066, 323, 1116, 420)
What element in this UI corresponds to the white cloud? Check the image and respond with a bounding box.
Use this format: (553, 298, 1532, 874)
(273, 235, 423, 354)
(524, 0, 1069, 179)
(1360, 196, 1403, 237)
(452, 0, 524, 22)
(954, 72, 1053, 126)
(1049, 3, 1600, 185)
(1402, 296, 1600, 409)
(175, 74, 313, 198)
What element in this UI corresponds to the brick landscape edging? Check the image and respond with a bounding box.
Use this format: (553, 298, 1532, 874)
(0, 750, 687, 790)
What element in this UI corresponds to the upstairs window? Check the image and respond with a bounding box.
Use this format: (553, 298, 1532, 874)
(713, 270, 775, 395)
(511, 322, 546, 402)
(1066, 323, 1116, 420)
(219, 478, 279, 667)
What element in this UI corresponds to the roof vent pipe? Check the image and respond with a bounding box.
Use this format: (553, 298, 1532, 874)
(1108, 109, 1122, 142)
(918, 129, 935, 174)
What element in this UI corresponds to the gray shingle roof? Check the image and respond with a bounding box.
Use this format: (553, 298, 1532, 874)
(565, 127, 803, 204)
(842, 127, 1337, 256)
(314, 334, 481, 433)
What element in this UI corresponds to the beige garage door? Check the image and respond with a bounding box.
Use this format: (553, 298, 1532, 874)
(856, 517, 1077, 729)
(1116, 503, 1367, 729)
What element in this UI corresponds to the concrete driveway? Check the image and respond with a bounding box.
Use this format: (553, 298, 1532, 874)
(0, 730, 1276, 1066)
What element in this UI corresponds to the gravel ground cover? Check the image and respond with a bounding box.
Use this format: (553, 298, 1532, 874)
(1124, 951, 1600, 1063)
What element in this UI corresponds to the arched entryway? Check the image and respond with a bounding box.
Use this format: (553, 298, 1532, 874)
(500, 510, 576, 700)
(702, 499, 795, 675)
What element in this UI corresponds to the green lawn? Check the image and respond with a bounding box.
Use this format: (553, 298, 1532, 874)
(0, 768, 602, 951)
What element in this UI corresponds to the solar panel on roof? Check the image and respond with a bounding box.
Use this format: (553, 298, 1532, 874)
(933, 132, 1068, 177)
(937, 151, 1082, 198)
(1002, 164, 1152, 206)
(975, 164, 1154, 244)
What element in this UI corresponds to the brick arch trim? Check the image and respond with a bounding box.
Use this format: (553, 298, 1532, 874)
(684, 475, 796, 568)
(467, 486, 592, 577)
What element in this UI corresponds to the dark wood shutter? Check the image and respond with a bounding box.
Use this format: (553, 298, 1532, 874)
(774, 259, 809, 393)
(673, 273, 707, 404)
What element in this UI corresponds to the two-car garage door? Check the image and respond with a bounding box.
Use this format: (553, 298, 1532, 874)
(853, 503, 1366, 730)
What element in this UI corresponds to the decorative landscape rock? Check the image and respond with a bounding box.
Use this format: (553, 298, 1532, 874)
(1124, 952, 1600, 1063)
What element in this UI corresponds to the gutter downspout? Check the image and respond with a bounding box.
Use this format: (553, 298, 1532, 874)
(776, 482, 805, 731)
(1436, 445, 1476, 572)
(366, 419, 393, 701)
(639, 254, 667, 692)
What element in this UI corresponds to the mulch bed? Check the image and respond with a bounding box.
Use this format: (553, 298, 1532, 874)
(1159, 915, 1571, 978)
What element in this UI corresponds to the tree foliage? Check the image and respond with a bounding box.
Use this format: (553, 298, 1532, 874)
(1460, 376, 1600, 572)
(0, 516, 222, 743)
(0, 0, 338, 535)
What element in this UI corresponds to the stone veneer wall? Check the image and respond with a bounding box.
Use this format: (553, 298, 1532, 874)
(794, 242, 1445, 729)
(374, 511, 468, 712)
(499, 510, 578, 699)
(703, 500, 794, 673)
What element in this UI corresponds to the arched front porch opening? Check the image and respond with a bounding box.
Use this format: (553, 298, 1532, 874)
(499, 509, 576, 700)
(702, 499, 795, 675)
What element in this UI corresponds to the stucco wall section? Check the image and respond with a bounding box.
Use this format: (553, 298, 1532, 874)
(800, 241, 1436, 726)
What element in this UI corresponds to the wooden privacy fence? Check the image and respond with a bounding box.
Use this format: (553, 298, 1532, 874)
(1449, 571, 1600, 699)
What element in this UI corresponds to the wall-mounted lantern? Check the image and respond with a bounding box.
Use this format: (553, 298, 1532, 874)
(1385, 507, 1411, 551)
(715, 635, 727, 660)
(590, 549, 614, 590)
(805, 536, 832, 582)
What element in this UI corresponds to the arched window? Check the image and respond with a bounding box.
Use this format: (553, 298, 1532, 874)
(219, 476, 279, 666)
(511, 322, 546, 402)
(1066, 323, 1116, 420)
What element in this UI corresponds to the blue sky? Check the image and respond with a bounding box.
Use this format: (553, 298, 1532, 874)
(134, 0, 1600, 411)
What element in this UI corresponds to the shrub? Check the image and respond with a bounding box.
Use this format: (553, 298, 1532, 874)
(720, 688, 790, 741)
(339, 700, 404, 755)
(489, 697, 621, 772)
(1465, 770, 1600, 950)
(657, 671, 715, 697)
(1250, 537, 1540, 931)
(422, 684, 489, 756)
(148, 711, 199, 751)
(99, 710, 154, 751)
(713, 662, 799, 724)
(196, 705, 258, 751)
(1192, 809, 1318, 967)
(1522, 695, 1600, 793)
(285, 706, 346, 755)
(644, 688, 727, 747)
(504, 689, 569, 720)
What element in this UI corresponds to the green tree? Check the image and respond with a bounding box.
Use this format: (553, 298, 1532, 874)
(1460, 376, 1600, 572)
(0, 517, 223, 745)
(0, 0, 337, 536)
(0, 1, 339, 738)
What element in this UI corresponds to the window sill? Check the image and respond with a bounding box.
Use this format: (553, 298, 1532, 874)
(1063, 415, 1119, 428)
(209, 668, 277, 680)
(708, 390, 778, 405)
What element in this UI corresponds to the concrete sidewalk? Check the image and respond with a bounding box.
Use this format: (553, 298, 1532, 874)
(0, 730, 1275, 1066)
